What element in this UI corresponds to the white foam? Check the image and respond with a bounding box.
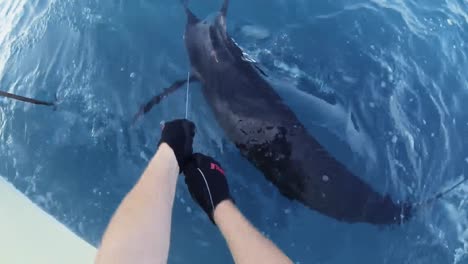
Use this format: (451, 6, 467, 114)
(0, 0, 26, 79)
(274, 60, 303, 78)
(443, 179, 468, 263)
(0, 107, 5, 134)
(405, 131, 415, 151)
(240, 25, 271, 40)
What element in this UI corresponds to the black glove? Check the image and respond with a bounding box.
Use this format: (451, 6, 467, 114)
(183, 153, 232, 223)
(158, 119, 195, 171)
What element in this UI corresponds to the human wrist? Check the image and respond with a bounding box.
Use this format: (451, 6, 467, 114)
(213, 199, 234, 224)
(156, 143, 180, 172)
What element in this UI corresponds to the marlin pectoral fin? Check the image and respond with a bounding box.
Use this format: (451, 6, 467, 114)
(132, 75, 199, 124)
(416, 176, 468, 208)
(0, 90, 55, 107)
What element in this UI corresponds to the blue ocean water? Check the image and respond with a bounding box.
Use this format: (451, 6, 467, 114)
(1, 0, 467, 263)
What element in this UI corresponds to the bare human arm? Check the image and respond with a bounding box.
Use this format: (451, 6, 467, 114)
(183, 154, 293, 264)
(96, 119, 195, 264)
(214, 200, 293, 264)
(95, 143, 179, 264)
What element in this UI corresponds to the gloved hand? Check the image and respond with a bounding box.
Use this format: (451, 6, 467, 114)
(183, 153, 232, 223)
(158, 119, 195, 172)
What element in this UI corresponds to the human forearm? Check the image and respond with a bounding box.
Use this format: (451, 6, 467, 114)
(214, 200, 293, 264)
(182, 154, 292, 263)
(95, 143, 179, 264)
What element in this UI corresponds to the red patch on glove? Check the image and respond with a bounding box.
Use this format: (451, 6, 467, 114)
(210, 163, 225, 176)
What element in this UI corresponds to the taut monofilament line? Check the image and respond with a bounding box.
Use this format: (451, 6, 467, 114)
(185, 71, 190, 119)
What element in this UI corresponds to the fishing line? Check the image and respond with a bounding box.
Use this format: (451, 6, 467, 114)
(185, 71, 190, 119)
(159, 72, 191, 129)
